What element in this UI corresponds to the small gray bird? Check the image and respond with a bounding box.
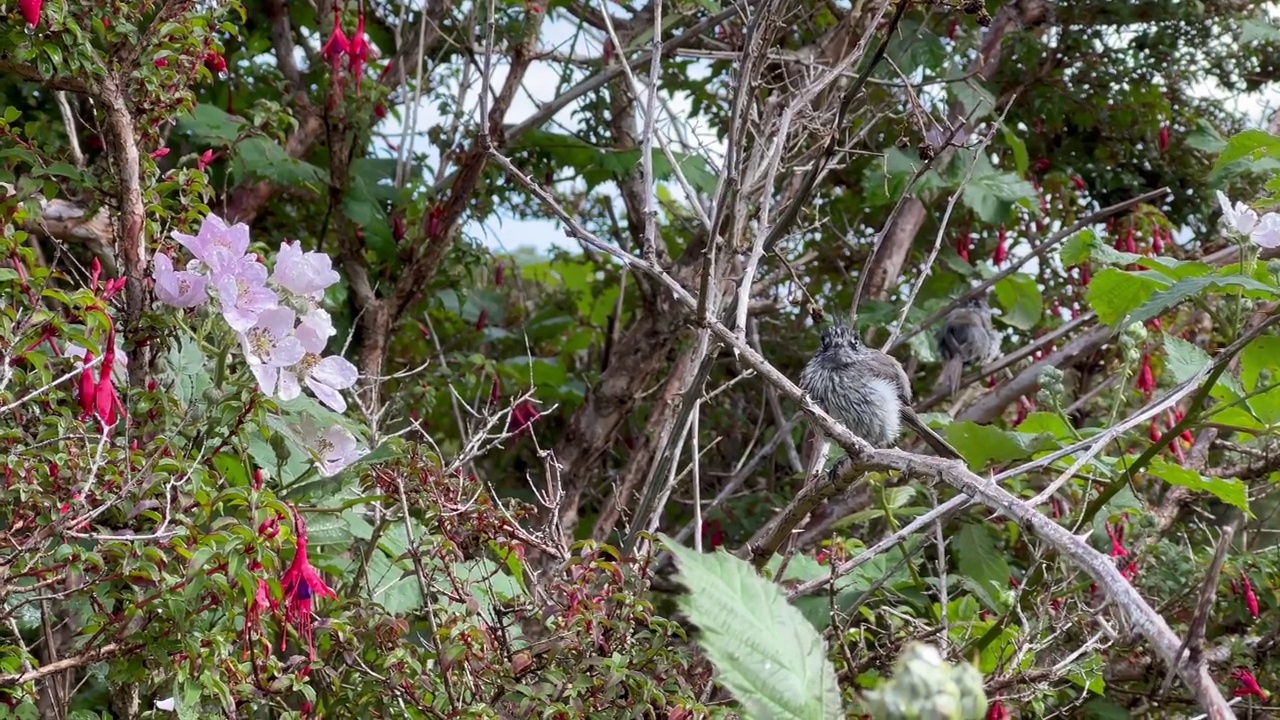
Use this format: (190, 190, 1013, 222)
(934, 296, 1001, 396)
(800, 324, 963, 471)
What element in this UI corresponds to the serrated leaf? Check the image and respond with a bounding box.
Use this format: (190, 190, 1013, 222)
(175, 103, 246, 144)
(992, 273, 1042, 330)
(1128, 274, 1278, 326)
(953, 524, 1010, 612)
(662, 536, 841, 720)
(1000, 123, 1028, 177)
(1240, 336, 1280, 423)
(943, 421, 1057, 469)
(1213, 129, 1280, 173)
(1162, 334, 1211, 385)
(1059, 229, 1095, 266)
(1148, 457, 1249, 513)
(1015, 412, 1073, 440)
(1085, 268, 1165, 326)
(960, 155, 1040, 223)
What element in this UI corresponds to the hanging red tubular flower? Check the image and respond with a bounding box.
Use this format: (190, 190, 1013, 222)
(1243, 573, 1260, 618)
(957, 231, 971, 262)
(90, 257, 102, 291)
(1232, 668, 1268, 699)
(197, 149, 215, 171)
(279, 505, 337, 660)
(1126, 225, 1138, 254)
(507, 399, 541, 436)
(494, 261, 505, 287)
(1106, 522, 1128, 559)
(93, 324, 122, 430)
(204, 51, 228, 75)
(242, 576, 277, 657)
(993, 226, 1008, 265)
(1149, 420, 1161, 443)
(347, 15, 369, 94)
(1136, 354, 1155, 396)
(19, 0, 41, 27)
(427, 205, 444, 240)
(150, 147, 170, 160)
(321, 8, 350, 73)
(1152, 227, 1165, 254)
(1072, 175, 1086, 192)
(78, 350, 96, 419)
(474, 307, 488, 332)
(1159, 124, 1170, 153)
(985, 700, 1009, 720)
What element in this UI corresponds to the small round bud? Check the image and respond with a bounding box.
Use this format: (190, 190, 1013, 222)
(1267, 259, 1280, 276)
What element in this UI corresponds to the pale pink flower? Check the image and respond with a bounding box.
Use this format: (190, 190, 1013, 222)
(272, 241, 340, 301)
(172, 213, 251, 272)
(153, 253, 208, 308)
(215, 256, 279, 332)
(277, 313, 358, 413)
(238, 307, 305, 396)
(1251, 212, 1280, 249)
(301, 419, 367, 476)
(1217, 191, 1260, 236)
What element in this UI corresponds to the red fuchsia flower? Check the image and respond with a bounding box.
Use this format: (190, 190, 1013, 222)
(507, 399, 541, 436)
(204, 51, 228, 75)
(242, 576, 276, 656)
(1136, 354, 1155, 396)
(93, 324, 123, 430)
(1032, 157, 1050, 173)
(1158, 124, 1170, 153)
(494, 261, 505, 287)
(702, 519, 726, 550)
(1072, 175, 1086, 192)
(1152, 227, 1165, 254)
(1173, 410, 1193, 444)
(427, 205, 444, 240)
(1079, 262, 1091, 286)
(347, 15, 370, 94)
(1233, 668, 1268, 700)
(154, 57, 169, 68)
(993, 226, 1008, 265)
(279, 506, 337, 660)
(150, 147, 170, 160)
(373, 103, 386, 119)
(90, 257, 102, 292)
(78, 350, 96, 418)
(101, 277, 127, 302)
(1243, 573, 1260, 619)
(321, 8, 350, 73)
(19, 0, 41, 27)
(985, 700, 1009, 720)
(1126, 226, 1138, 254)
(197, 149, 215, 171)
(1015, 395, 1033, 425)
(391, 213, 406, 243)
(1149, 419, 1162, 443)
(474, 307, 488, 332)
(957, 231, 971, 262)
(946, 17, 959, 40)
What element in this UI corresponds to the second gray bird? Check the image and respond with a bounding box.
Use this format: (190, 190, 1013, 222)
(800, 324, 962, 463)
(934, 296, 1001, 396)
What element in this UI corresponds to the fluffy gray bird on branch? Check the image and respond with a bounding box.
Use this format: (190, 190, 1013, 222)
(934, 296, 1001, 397)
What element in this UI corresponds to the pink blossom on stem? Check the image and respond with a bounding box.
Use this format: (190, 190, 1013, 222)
(172, 212, 251, 273)
(277, 311, 358, 413)
(272, 241, 340, 301)
(153, 253, 208, 308)
(300, 419, 366, 476)
(215, 256, 279, 332)
(238, 306, 306, 396)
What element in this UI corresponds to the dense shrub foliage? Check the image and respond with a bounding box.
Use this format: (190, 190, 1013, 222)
(3, 1, 1280, 718)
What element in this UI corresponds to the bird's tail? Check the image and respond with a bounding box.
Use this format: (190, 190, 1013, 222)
(937, 356, 964, 396)
(900, 409, 964, 462)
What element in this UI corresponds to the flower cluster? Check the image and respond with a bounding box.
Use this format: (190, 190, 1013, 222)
(155, 213, 367, 475)
(1217, 191, 1280, 249)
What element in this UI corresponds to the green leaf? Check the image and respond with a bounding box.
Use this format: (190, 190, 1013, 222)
(1128, 274, 1278, 326)
(992, 273, 1042, 330)
(960, 155, 1040, 223)
(175, 103, 246, 145)
(1015, 412, 1073, 440)
(1000, 123, 1028, 177)
(1059, 229, 1095, 266)
(953, 524, 1010, 612)
(1148, 457, 1249, 513)
(1240, 336, 1280, 424)
(1213, 129, 1280, 173)
(1162, 334, 1211, 385)
(212, 454, 250, 487)
(661, 535, 842, 720)
(229, 137, 328, 191)
(1085, 268, 1165, 326)
(943, 421, 1057, 469)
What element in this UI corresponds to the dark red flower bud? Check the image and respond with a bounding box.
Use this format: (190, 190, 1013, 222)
(197, 149, 215, 171)
(1152, 227, 1165, 254)
(475, 308, 488, 332)
(1159, 124, 1170, 153)
(1032, 158, 1050, 173)
(946, 17, 959, 40)
(391, 213, 406, 242)
(150, 147, 170, 160)
(154, 57, 169, 68)
(204, 51, 227, 75)
(374, 103, 387, 119)
(993, 226, 1008, 265)
(494, 261, 505, 287)
(1243, 573, 1260, 619)
(427, 205, 444, 240)
(1072, 175, 1086, 191)
(957, 231, 971, 262)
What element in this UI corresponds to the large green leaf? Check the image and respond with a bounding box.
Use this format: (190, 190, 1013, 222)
(1241, 336, 1280, 424)
(1147, 457, 1249, 513)
(943, 421, 1057, 469)
(1085, 268, 1166, 326)
(1212, 129, 1280, 173)
(174, 102, 246, 144)
(228, 136, 328, 191)
(1127, 274, 1277, 326)
(992, 273, 1042, 330)
(959, 154, 1040, 223)
(953, 523, 1011, 612)
(662, 536, 841, 720)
